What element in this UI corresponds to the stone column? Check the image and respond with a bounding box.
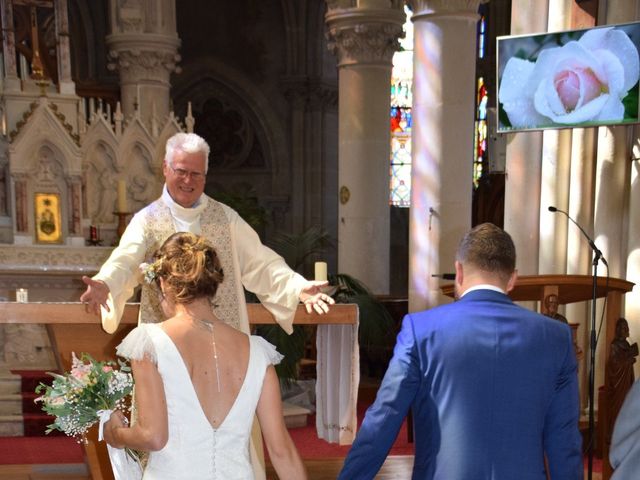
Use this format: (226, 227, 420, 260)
(594, 0, 635, 415)
(628, 137, 640, 373)
(537, 0, 573, 276)
(67, 176, 82, 236)
(13, 177, 28, 235)
(406, 0, 483, 312)
(612, 1, 640, 377)
(325, 1, 404, 294)
(54, 0, 74, 94)
(0, 0, 20, 91)
(106, 0, 181, 127)
(0, 154, 7, 217)
(503, 1, 548, 278)
(566, 127, 596, 412)
(538, 129, 571, 274)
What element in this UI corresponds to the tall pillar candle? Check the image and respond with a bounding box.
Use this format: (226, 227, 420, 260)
(315, 261, 328, 282)
(117, 180, 128, 213)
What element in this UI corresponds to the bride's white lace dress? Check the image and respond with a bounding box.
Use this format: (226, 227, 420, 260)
(116, 323, 282, 480)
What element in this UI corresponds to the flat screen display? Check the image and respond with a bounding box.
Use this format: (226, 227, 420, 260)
(497, 21, 640, 133)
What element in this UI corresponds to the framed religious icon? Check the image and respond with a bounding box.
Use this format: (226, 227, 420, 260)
(34, 193, 63, 244)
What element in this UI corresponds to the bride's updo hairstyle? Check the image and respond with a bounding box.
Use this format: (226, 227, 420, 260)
(153, 232, 224, 304)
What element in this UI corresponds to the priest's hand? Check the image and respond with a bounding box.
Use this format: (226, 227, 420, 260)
(80, 276, 111, 315)
(299, 281, 335, 314)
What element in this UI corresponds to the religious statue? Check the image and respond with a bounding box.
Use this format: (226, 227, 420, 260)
(607, 317, 639, 423)
(542, 293, 582, 359)
(543, 293, 568, 323)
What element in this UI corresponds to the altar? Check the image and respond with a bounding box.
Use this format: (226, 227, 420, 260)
(0, 302, 359, 480)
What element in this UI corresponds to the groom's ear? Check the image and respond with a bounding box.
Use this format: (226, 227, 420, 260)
(505, 270, 518, 293)
(454, 261, 463, 285)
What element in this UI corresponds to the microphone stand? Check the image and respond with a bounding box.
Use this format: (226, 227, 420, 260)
(548, 206, 604, 480)
(587, 247, 601, 480)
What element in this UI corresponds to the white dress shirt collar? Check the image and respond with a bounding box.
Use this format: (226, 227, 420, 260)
(460, 284, 506, 298)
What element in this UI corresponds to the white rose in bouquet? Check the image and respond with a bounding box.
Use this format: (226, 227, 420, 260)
(499, 27, 640, 129)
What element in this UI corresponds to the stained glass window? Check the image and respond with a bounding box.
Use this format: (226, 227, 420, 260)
(389, 6, 413, 207)
(473, 14, 488, 188)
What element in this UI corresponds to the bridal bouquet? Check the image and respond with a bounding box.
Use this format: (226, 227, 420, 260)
(35, 352, 142, 479)
(35, 352, 133, 439)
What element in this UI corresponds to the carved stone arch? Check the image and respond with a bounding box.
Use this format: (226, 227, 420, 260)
(10, 104, 83, 175)
(172, 59, 289, 199)
(68, 0, 120, 98)
(174, 75, 270, 170)
(21, 142, 70, 242)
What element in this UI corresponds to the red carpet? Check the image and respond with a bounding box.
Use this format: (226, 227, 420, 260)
(11, 370, 63, 437)
(1, 370, 602, 474)
(0, 437, 84, 464)
(287, 403, 413, 459)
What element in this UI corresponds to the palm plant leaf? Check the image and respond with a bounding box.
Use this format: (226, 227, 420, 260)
(267, 225, 333, 271)
(330, 273, 396, 349)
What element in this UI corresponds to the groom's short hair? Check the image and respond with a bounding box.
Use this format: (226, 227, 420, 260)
(456, 223, 516, 280)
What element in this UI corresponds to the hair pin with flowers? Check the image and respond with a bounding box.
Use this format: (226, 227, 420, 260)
(139, 260, 160, 284)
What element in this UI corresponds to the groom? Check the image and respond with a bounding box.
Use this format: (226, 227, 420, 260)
(338, 223, 582, 479)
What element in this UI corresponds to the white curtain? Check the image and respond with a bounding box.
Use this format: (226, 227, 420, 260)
(315, 322, 360, 445)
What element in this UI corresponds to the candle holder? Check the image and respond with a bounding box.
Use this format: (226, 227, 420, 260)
(113, 212, 132, 240)
(87, 225, 102, 246)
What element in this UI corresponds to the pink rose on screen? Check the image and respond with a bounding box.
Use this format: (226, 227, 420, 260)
(499, 27, 640, 128)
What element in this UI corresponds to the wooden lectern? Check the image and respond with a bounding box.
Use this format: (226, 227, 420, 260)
(0, 302, 358, 480)
(442, 274, 634, 480)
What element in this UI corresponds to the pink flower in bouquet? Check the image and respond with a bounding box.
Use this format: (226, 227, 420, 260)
(70, 352, 92, 384)
(35, 352, 133, 440)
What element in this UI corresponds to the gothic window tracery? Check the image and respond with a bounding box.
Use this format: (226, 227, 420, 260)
(193, 97, 266, 170)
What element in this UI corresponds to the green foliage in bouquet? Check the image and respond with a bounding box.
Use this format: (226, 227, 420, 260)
(35, 352, 133, 440)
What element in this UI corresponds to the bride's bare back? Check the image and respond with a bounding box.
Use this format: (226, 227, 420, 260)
(161, 315, 250, 429)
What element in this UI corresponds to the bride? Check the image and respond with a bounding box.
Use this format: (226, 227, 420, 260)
(103, 232, 307, 479)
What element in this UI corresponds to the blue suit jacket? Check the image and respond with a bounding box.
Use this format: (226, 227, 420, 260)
(338, 289, 582, 480)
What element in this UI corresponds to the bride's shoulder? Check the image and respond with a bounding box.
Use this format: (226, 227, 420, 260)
(116, 323, 160, 363)
(249, 335, 284, 366)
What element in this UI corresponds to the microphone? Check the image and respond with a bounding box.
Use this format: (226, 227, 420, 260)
(548, 206, 608, 266)
(432, 273, 456, 280)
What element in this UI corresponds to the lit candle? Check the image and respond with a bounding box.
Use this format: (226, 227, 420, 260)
(117, 180, 127, 213)
(314, 261, 328, 282)
(90, 225, 98, 242)
(16, 288, 28, 303)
